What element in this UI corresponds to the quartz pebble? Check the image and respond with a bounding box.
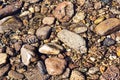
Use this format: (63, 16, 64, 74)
(0, 53, 7, 65)
(0, 64, 10, 77)
(94, 2, 102, 9)
(57, 29, 87, 54)
(95, 18, 120, 35)
(53, 1, 74, 22)
(42, 17, 55, 25)
(45, 57, 67, 75)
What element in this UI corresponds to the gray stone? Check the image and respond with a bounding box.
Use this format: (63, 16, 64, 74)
(87, 67, 99, 74)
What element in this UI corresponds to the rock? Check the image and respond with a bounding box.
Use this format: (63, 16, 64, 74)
(117, 0, 120, 4)
(14, 41, 22, 51)
(8, 70, 24, 79)
(0, 64, 10, 77)
(42, 17, 55, 25)
(25, 35, 38, 44)
(103, 38, 116, 46)
(39, 43, 64, 55)
(45, 57, 67, 75)
(20, 44, 36, 65)
(73, 27, 87, 33)
(0, 16, 22, 33)
(100, 65, 119, 80)
(28, 7, 35, 13)
(77, 0, 85, 6)
(101, 0, 111, 3)
(0, 53, 7, 65)
(116, 46, 120, 56)
(53, 1, 74, 22)
(61, 68, 70, 79)
(94, 16, 105, 24)
(57, 29, 87, 54)
(94, 2, 102, 9)
(70, 70, 85, 80)
(36, 26, 52, 40)
(6, 47, 14, 56)
(95, 18, 120, 35)
(25, 0, 40, 3)
(73, 11, 85, 23)
(87, 67, 99, 74)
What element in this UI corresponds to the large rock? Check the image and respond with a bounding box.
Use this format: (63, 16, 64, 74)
(95, 18, 120, 35)
(57, 29, 87, 53)
(45, 57, 67, 75)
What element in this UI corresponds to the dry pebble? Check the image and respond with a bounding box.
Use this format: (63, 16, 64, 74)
(0, 53, 7, 65)
(73, 27, 87, 34)
(0, 64, 10, 77)
(42, 17, 55, 25)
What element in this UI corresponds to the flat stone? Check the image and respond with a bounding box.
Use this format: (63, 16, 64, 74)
(57, 29, 87, 54)
(70, 70, 85, 80)
(0, 53, 7, 65)
(0, 64, 10, 77)
(95, 18, 120, 35)
(77, 0, 85, 6)
(8, 70, 24, 79)
(73, 27, 87, 33)
(45, 57, 67, 75)
(36, 26, 52, 40)
(39, 43, 64, 55)
(87, 67, 99, 74)
(42, 17, 55, 25)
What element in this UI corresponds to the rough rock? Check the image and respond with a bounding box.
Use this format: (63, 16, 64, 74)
(45, 57, 67, 75)
(57, 29, 87, 53)
(95, 18, 120, 35)
(42, 17, 55, 25)
(0, 64, 10, 77)
(0, 53, 8, 65)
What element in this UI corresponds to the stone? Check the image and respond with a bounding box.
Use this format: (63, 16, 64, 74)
(8, 70, 24, 79)
(94, 2, 102, 9)
(42, 17, 55, 25)
(61, 68, 70, 78)
(101, 0, 111, 3)
(25, 35, 38, 44)
(95, 18, 120, 35)
(20, 44, 35, 65)
(53, 1, 74, 22)
(0, 16, 22, 33)
(25, 0, 40, 3)
(39, 43, 64, 55)
(103, 38, 116, 46)
(36, 26, 52, 40)
(70, 70, 85, 80)
(6, 47, 14, 56)
(14, 41, 22, 51)
(0, 53, 7, 65)
(87, 67, 99, 74)
(45, 57, 67, 75)
(94, 16, 105, 24)
(57, 29, 87, 54)
(0, 64, 10, 77)
(77, 0, 85, 6)
(73, 27, 87, 33)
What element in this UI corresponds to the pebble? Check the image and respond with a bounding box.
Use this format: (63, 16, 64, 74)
(25, 35, 38, 44)
(57, 29, 87, 54)
(53, 1, 74, 22)
(14, 41, 22, 51)
(36, 26, 52, 40)
(103, 38, 115, 46)
(0, 64, 10, 77)
(73, 27, 87, 33)
(101, 0, 111, 3)
(95, 18, 120, 35)
(87, 67, 99, 74)
(94, 2, 102, 9)
(116, 47, 120, 56)
(0, 53, 7, 65)
(8, 70, 24, 79)
(94, 16, 105, 24)
(28, 7, 35, 13)
(39, 43, 64, 55)
(25, 0, 40, 3)
(70, 70, 85, 80)
(42, 17, 55, 25)
(61, 68, 70, 79)
(6, 47, 14, 56)
(73, 11, 85, 23)
(77, 0, 85, 6)
(45, 57, 67, 75)
(20, 44, 35, 65)
(19, 11, 30, 17)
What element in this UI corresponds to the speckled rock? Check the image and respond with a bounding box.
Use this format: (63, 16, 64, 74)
(42, 17, 55, 25)
(95, 18, 120, 35)
(0, 53, 7, 65)
(45, 57, 67, 75)
(57, 29, 87, 54)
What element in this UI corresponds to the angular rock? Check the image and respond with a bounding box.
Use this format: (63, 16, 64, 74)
(42, 17, 55, 25)
(0, 53, 8, 65)
(8, 70, 24, 79)
(36, 26, 52, 40)
(57, 29, 87, 53)
(0, 64, 10, 77)
(45, 57, 67, 75)
(95, 18, 120, 35)
(53, 1, 74, 22)
(70, 70, 85, 80)
(39, 43, 64, 55)
(20, 44, 35, 65)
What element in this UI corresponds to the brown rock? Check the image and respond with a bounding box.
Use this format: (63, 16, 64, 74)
(14, 41, 22, 51)
(0, 53, 7, 65)
(95, 18, 120, 35)
(42, 17, 55, 25)
(53, 1, 74, 22)
(45, 57, 67, 75)
(0, 64, 10, 77)
(77, 0, 85, 6)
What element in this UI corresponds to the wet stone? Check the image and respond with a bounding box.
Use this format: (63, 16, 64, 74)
(103, 38, 116, 46)
(0, 64, 10, 77)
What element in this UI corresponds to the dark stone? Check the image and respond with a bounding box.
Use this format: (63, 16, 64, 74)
(103, 38, 115, 46)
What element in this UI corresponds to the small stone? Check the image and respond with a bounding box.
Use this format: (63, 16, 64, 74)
(42, 17, 55, 25)
(95, 18, 120, 35)
(94, 2, 102, 9)
(57, 29, 87, 54)
(70, 70, 85, 80)
(116, 47, 120, 56)
(8, 70, 24, 79)
(0, 64, 10, 77)
(73, 27, 87, 33)
(19, 11, 30, 17)
(94, 16, 105, 24)
(28, 7, 35, 13)
(53, 1, 74, 22)
(61, 68, 70, 78)
(14, 41, 22, 51)
(87, 67, 99, 74)
(101, 0, 111, 3)
(36, 26, 52, 40)
(45, 57, 67, 75)
(20, 44, 35, 65)
(103, 38, 115, 46)
(39, 43, 64, 55)
(35, 6, 40, 12)
(25, 35, 38, 44)
(6, 47, 14, 56)
(73, 11, 85, 23)
(77, 0, 85, 6)
(25, 0, 40, 3)
(0, 53, 7, 65)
